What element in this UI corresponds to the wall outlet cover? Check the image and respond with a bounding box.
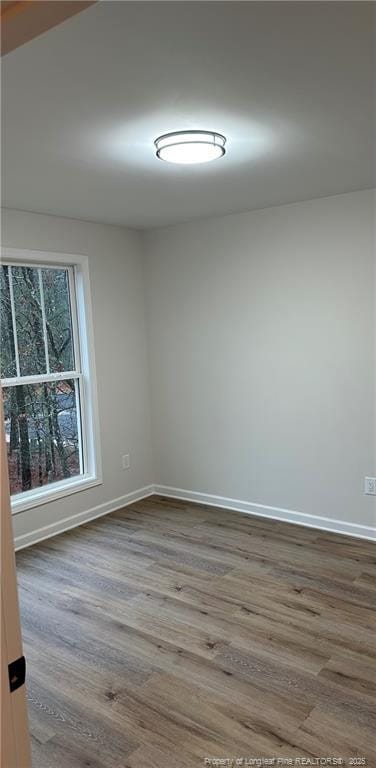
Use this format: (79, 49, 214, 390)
(364, 477, 376, 495)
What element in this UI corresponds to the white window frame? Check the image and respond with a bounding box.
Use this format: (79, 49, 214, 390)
(1, 247, 102, 514)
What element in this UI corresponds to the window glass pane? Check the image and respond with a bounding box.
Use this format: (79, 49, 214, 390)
(0, 265, 17, 378)
(42, 268, 75, 372)
(12, 266, 46, 376)
(3, 379, 82, 495)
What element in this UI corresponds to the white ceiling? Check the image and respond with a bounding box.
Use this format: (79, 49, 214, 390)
(2, 1, 375, 230)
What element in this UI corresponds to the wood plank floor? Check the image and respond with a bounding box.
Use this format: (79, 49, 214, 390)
(16, 495, 376, 768)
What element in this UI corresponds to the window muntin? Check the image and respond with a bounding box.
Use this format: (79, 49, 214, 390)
(1, 262, 84, 497)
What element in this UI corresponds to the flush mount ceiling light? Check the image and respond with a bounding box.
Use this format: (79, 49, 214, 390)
(155, 130, 226, 164)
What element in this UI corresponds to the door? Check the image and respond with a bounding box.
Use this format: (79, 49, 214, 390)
(1, 393, 31, 767)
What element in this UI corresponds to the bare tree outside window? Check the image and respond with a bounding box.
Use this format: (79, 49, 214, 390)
(0, 263, 82, 496)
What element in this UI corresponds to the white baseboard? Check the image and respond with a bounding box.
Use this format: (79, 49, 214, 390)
(14, 482, 375, 550)
(14, 485, 155, 551)
(153, 485, 376, 541)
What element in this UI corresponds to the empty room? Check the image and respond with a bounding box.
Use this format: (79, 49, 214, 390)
(1, 1, 375, 767)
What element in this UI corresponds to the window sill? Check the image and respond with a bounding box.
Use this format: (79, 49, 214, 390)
(11, 474, 103, 515)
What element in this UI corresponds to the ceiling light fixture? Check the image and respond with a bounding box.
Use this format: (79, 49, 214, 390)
(155, 130, 226, 164)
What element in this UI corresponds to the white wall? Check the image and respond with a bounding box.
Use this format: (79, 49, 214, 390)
(3, 191, 375, 544)
(143, 190, 375, 531)
(2, 209, 153, 543)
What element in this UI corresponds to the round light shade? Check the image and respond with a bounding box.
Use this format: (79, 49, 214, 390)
(155, 131, 226, 164)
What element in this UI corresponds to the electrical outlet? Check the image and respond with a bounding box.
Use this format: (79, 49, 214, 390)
(122, 453, 130, 470)
(364, 477, 376, 495)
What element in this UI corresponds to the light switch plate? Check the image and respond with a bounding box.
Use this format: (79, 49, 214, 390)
(122, 454, 130, 470)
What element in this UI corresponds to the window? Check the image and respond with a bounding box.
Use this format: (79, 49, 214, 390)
(0, 249, 101, 513)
